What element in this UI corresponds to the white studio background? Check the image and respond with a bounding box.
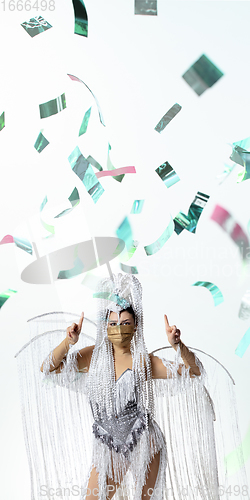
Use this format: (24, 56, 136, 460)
(0, 0, 250, 498)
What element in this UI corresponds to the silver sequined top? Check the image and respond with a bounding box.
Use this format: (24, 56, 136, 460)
(92, 368, 148, 457)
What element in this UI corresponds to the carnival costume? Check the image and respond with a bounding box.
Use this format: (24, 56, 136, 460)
(16, 274, 249, 500)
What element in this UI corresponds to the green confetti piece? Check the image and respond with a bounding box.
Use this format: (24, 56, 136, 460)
(174, 191, 210, 235)
(144, 217, 174, 256)
(224, 424, 250, 475)
(232, 136, 250, 152)
(0, 111, 5, 131)
(156, 161, 180, 188)
(116, 217, 133, 253)
(116, 218, 137, 262)
(58, 244, 84, 279)
(107, 144, 124, 183)
(134, 0, 157, 15)
(217, 163, 236, 184)
(57, 256, 84, 279)
(79, 107, 92, 136)
(21, 16, 52, 37)
(230, 145, 246, 167)
(238, 291, 250, 321)
(13, 237, 33, 255)
(237, 152, 250, 183)
(39, 93, 66, 119)
(235, 327, 250, 357)
(87, 155, 103, 172)
(0, 234, 32, 255)
(40, 195, 48, 212)
(154, 104, 182, 133)
(72, 0, 88, 37)
(230, 139, 250, 183)
(131, 200, 145, 214)
(0, 289, 17, 309)
(182, 54, 224, 96)
(122, 242, 138, 262)
(55, 187, 80, 218)
(68, 74, 105, 126)
(120, 263, 138, 274)
(93, 292, 130, 309)
(68, 146, 104, 203)
(40, 195, 55, 236)
(34, 131, 49, 153)
(192, 281, 224, 306)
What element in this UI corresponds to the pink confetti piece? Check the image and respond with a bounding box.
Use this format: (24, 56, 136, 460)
(0, 235, 14, 244)
(95, 166, 136, 179)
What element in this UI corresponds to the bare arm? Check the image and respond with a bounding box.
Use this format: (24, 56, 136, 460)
(172, 340, 201, 376)
(40, 336, 71, 373)
(149, 314, 201, 379)
(164, 314, 201, 376)
(40, 312, 89, 373)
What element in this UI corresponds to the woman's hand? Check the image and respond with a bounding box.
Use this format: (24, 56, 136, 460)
(164, 314, 181, 346)
(66, 312, 84, 345)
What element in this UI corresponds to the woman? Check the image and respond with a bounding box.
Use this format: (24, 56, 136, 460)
(41, 274, 203, 500)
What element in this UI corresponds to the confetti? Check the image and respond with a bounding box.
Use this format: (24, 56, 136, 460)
(192, 281, 224, 306)
(95, 166, 136, 179)
(235, 328, 250, 358)
(39, 93, 66, 119)
(225, 424, 250, 475)
(144, 216, 174, 256)
(55, 187, 80, 218)
(134, 0, 157, 15)
(72, 0, 88, 37)
(238, 290, 250, 321)
(68, 146, 104, 203)
(21, 16, 52, 37)
(182, 54, 223, 96)
(155, 161, 180, 188)
(216, 163, 236, 185)
(231, 147, 250, 183)
(154, 104, 182, 133)
(68, 73, 105, 126)
(82, 273, 101, 291)
(107, 144, 124, 182)
(116, 218, 138, 262)
(79, 107, 92, 136)
(0, 112, 5, 132)
(0, 235, 13, 245)
(120, 263, 138, 274)
(0, 234, 33, 255)
(131, 200, 145, 214)
(93, 292, 131, 309)
(210, 205, 249, 260)
(87, 155, 103, 172)
(174, 191, 209, 235)
(230, 136, 250, 167)
(116, 217, 133, 257)
(34, 131, 49, 153)
(57, 246, 84, 279)
(40, 196, 55, 236)
(0, 289, 17, 309)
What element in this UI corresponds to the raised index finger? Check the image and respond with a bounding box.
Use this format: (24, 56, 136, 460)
(164, 314, 170, 328)
(77, 312, 84, 332)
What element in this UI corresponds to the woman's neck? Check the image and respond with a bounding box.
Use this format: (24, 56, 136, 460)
(112, 344, 131, 357)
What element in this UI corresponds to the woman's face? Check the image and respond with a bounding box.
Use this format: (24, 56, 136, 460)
(107, 310, 135, 347)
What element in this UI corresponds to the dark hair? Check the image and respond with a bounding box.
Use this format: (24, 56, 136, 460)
(106, 306, 136, 324)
